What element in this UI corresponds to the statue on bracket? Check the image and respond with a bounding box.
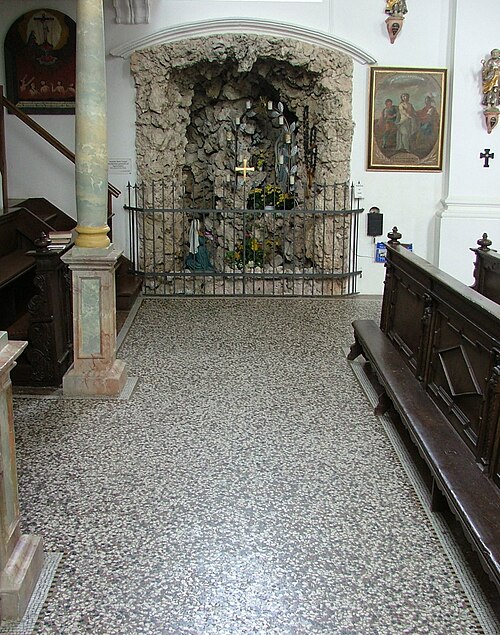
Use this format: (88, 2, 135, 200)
(481, 49, 500, 133)
(385, 0, 408, 44)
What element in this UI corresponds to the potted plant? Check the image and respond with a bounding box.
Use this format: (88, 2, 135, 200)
(246, 184, 294, 210)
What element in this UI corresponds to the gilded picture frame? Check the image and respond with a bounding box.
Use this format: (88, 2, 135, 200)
(368, 67, 447, 171)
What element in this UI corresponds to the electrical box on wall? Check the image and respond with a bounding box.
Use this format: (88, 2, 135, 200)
(367, 207, 383, 237)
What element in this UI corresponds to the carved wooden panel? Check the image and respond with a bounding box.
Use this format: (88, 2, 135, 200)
(427, 305, 491, 451)
(383, 243, 500, 472)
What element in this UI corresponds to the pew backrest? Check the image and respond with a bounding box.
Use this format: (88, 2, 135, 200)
(382, 243, 500, 486)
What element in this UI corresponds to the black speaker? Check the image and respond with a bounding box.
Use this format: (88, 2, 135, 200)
(367, 212, 383, 237)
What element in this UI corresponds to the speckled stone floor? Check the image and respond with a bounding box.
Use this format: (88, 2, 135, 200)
(11, 298, 499, 634)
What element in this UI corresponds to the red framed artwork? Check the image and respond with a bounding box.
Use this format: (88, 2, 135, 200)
(4, 9, 76, 114)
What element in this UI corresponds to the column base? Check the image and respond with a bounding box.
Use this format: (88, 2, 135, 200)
(63, 359, 127, 397)
(0, 535, 44, 622)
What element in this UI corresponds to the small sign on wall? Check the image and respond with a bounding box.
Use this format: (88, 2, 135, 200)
(108, 158, 132, 174)
(375, 242, 413, 263)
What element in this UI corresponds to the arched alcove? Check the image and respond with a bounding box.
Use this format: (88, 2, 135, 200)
(130, 33, 354, 204)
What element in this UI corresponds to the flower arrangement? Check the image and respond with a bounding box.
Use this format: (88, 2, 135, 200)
(246, 184, 295, 210)
(225, 234, 280, 270)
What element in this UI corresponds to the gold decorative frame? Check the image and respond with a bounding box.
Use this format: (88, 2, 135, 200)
(368, 67, 447, 171)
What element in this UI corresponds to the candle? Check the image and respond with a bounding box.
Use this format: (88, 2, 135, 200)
(226, 174, 231, 183)
(235, 117, 240, 126)
(289, 175, 295, 185)
(279, 155, 284, 165)
(226, 132, 232, 142)
(246, 100, 251, 110)
(278, 115, 284, 126)
(285, 133, 291, 144)
(267, 101, 273, 110)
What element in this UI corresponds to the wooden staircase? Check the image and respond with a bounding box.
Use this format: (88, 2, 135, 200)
(10, 197, 143, 312)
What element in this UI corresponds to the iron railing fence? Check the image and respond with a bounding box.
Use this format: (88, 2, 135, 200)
(125, 181, 363, 297)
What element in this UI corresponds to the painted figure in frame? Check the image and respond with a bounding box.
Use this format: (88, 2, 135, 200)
(395, 93, 418, 152)
(378, 99, 398, 148)
(370, 68, 446, 169)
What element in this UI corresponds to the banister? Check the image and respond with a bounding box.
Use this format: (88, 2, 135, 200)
(0, 88, 120, 201)
(0, 87, 8, 210)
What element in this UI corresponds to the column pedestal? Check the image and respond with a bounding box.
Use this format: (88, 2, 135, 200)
(62, 246, 127, 397)
(0, 332, 43, 621)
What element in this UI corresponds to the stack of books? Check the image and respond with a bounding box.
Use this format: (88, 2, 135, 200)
(47, 230, 73, 250)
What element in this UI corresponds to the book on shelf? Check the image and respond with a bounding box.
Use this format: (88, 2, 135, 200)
(47, 230, 73, 247)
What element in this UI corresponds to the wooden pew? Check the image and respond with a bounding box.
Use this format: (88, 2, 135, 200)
(348, 227, 500, 592)
(471, 233, 500, 304)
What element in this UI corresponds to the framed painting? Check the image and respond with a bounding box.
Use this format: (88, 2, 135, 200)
(4, 9, 76, 115)
(368, 67, 447, 171)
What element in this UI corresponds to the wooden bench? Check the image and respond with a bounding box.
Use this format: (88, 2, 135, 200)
(348, 230, 500, 592)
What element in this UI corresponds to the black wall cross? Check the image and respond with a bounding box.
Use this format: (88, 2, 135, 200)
(480, 148, 495, 167)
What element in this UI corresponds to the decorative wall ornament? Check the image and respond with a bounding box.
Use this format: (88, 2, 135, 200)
(368, 67, 447, 171)
(4, 8, 76, 114)
(481, 49, 500, 133)
(385, 0, 408, 44)
(480, 148, 495, 167)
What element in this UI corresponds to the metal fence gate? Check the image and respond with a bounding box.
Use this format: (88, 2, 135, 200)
(125, 181, 363, 297)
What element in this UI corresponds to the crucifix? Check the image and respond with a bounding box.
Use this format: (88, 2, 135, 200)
(480, 148, 495, 167)
(34, 12, 54, 45)
(235, 158, 255, 182)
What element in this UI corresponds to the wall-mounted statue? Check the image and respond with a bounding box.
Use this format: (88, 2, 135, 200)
(385, 0, 408, 16)
(482, 49, 500, 133)
(385, 1, 408, 44)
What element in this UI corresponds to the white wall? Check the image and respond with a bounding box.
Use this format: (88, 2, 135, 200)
(2, 0, 498, 292)
(438, 1, 500, 285)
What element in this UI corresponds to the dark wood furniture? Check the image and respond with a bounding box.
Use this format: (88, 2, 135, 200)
(0, 207, 73, 386)
(471, 233, 500, 305)
(348, 228, 500, 592)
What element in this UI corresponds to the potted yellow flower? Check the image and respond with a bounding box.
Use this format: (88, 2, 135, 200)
(247, 184, 294, 210)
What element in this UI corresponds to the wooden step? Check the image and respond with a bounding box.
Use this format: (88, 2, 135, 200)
(116, 272, 143, 311)
(13, 198, 76, 231)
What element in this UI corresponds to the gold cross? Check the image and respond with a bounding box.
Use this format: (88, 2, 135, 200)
(235, 158, 255, 181)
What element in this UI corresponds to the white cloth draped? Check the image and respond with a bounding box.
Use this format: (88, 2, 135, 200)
(188, 219, 200, 254)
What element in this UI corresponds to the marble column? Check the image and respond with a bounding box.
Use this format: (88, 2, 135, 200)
(63, 0, 127, 396)
(0, 332, 43, 621)
(74, 0, 110, 250)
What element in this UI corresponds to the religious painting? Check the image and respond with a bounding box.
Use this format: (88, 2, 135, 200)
(368, 67, 447, 171)
(4, 9, 76, 114)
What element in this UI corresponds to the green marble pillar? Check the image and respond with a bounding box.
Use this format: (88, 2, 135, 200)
(0, 332, 43, 621)
(74, 0, 110, 249)
(63, 0, 128, 396)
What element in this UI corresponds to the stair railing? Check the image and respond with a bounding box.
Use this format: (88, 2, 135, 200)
(0, 85, 120, 230)
(0, 87, 8, 211)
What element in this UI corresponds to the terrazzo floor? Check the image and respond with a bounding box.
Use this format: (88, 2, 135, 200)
(11, 298, 499, 634)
